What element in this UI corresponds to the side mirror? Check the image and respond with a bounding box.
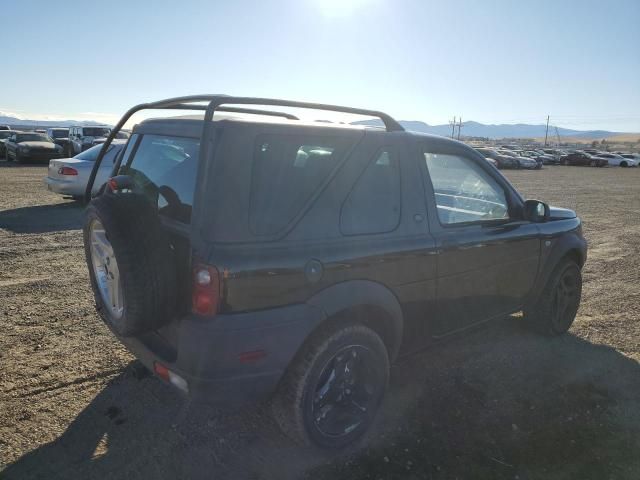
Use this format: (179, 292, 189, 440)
(523, 199, 550, 223)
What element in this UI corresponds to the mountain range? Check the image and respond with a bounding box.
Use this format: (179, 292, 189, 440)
(0, 112, 629, 140)
(0, 115, 105, 128)
(352, 119, 623, 140)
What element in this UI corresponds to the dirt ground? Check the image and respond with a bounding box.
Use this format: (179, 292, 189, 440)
(1, 161, 639, 479)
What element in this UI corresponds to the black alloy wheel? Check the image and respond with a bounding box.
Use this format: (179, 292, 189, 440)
(310, 345, 381, 439)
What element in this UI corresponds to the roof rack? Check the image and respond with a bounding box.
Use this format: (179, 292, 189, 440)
(85, 95, 403, 200)
(112, 95, 403, 132)
(168, 103, 300, 120)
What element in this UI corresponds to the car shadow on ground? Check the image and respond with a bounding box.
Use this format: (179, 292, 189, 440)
(3, 318, 640, 480)
(0, 202, 83, 234)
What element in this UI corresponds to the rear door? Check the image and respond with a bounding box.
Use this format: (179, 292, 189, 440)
(418, 143, 540, 336)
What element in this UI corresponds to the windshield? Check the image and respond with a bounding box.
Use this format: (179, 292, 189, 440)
(16, 134, 52, 142)
(82, 127, 111, 137)
(75, 143, 115, 161)
(49, 129, 68, 138)
(0, 131, 13, 139)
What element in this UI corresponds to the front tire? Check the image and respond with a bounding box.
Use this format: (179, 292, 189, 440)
(272, 323, 389, 449)
(524, 258, 582, 336)
(620, 161, 628, 168)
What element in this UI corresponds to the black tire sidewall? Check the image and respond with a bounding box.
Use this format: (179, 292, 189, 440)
(527, 259, 582, 336)
(549, 262, 582, 334)
(300, 326, 389, 449)
(83, 193, 177, 336)
(84, 205, 131, 335)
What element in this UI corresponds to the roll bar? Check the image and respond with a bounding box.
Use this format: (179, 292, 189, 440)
(85, 95, 404, 201)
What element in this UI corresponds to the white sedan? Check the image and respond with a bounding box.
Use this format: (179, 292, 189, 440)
(45, 141, 126, 198)
(593, 152, 638, 167)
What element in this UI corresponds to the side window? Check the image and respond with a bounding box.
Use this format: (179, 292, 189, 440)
(249, 134, 354, 235)
(340, 148, 401, 235)
(117, 134, 139, 169)
(423, 151, 508, 225)
(122, 134, 200, 223)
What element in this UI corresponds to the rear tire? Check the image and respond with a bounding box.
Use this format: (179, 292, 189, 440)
(272, 323, 389, 449)
(524, 258, 582, 336)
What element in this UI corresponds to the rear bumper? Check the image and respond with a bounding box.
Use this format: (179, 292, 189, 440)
(45, 176, 83, 195)
(115, 303, 326, 408)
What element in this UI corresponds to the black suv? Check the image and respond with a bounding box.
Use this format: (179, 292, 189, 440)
(83, 96, 587, 449)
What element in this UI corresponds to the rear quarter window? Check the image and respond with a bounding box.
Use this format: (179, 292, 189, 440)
(121, 134, 200, 223)
(340, 148, 401, 235)
(249, 134, 353, 235)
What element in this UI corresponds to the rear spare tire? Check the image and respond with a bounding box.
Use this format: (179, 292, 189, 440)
(83, 192, 177, 336)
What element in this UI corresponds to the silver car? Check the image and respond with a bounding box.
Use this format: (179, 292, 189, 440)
(498, 149, 539, 169)
(45, 141, 125, 198)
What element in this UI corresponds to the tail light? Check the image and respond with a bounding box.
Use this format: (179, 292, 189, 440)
(58, 166, 78, 176)
(192, 263, 221, 316)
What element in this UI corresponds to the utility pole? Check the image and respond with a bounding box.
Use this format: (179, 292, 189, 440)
(544, 115, 550, 146)
(450, 116, 456, 139)
(457, 116, 463, 140)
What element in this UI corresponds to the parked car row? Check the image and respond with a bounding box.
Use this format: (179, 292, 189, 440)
(559, 150, 638, 167)
(472, 144, 639, 169)
(475, 147, 540, 170)
(0, 126, 130, 163)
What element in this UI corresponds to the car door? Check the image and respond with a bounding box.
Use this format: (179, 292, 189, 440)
(418, 143, 541, 336)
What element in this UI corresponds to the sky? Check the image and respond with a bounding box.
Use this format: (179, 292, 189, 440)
(1, 0, 639, 131)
